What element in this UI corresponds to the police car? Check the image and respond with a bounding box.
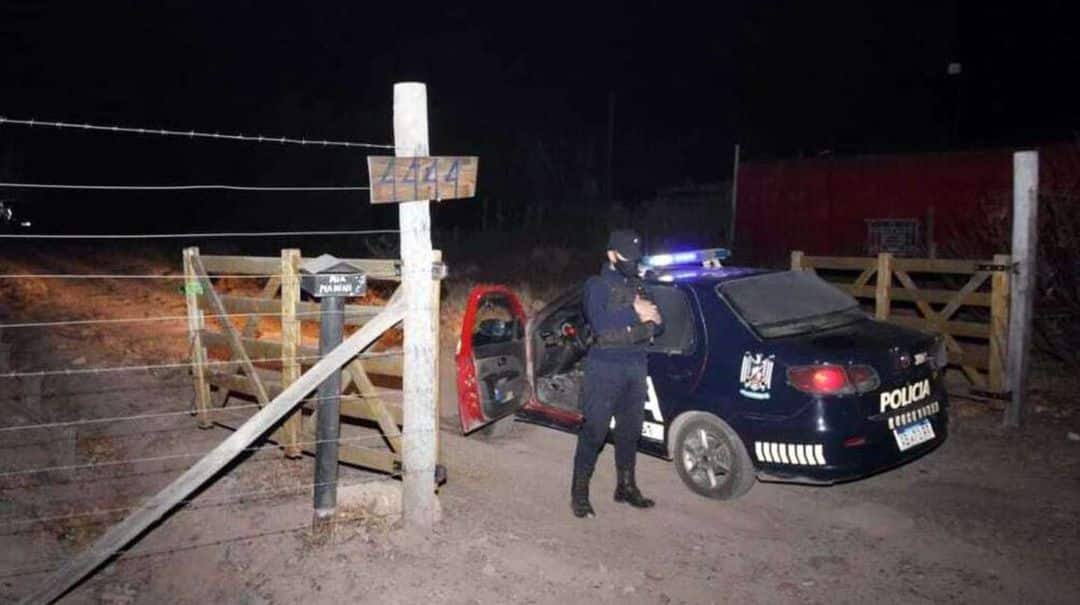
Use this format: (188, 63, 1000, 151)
(455, 248, 949, 500)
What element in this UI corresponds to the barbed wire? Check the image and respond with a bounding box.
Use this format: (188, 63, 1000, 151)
(0, 389, 388, 434)
(0, 473, 407, 579)
(0, 181, 371, 192)
(0, 273, 282, 280)
(0, 349, 402, 380)
(0, 427, 406, 480)
(0, 308, 380, 330)
(0, 229, 399, 240)
(0, 115, 395, 149)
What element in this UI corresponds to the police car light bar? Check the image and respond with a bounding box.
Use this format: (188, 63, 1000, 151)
(641, 247, 731, 268)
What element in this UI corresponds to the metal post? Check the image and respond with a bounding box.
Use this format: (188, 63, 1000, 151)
(394, 82, 439, 528)
(1005, 150, 1038, 428)
(313, 294, 345, 535)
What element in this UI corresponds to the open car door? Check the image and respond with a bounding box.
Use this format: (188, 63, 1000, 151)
(456, 285, 531, 434)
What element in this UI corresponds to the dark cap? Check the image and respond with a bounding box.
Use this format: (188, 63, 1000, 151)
(607, 229, 643, 261)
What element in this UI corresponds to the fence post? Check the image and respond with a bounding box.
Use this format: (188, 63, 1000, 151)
(989, 253, 1011, 393)
(790, 250, 804, 271)
(875, 253, 893, 320)
(394, 82, 440, 528)
(280, 249, 302, 457)
(183, 247, 212, 429)
(431, 249, 443, 475)
(1006, 151, 1038, 427)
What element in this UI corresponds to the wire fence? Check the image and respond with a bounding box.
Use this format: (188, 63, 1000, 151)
(0, 110, 431, 597)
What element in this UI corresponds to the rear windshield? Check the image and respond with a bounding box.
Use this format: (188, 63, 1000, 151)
(716, 271, 865, 338)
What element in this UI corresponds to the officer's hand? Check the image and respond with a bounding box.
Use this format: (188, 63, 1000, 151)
(634, 296, 662, 325)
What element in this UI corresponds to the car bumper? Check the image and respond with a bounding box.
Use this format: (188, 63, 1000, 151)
(746, 398, 950, 485)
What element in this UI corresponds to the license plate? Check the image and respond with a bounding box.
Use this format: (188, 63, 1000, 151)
(893, 418, 935, 452)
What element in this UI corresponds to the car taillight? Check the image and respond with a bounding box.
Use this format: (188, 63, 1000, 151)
(787, 364, 880, 396)
(846, 364, 881, 392)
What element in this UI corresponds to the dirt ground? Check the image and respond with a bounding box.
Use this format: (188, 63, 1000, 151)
(1, 252, 1079, 605)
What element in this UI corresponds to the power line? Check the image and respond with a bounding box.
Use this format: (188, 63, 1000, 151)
(0, 229, 399, 240)
(0, 181, 369, 192)
(0, 115, 395, 149)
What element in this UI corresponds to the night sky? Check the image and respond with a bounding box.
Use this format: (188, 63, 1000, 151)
(0, 1, 1076, 234)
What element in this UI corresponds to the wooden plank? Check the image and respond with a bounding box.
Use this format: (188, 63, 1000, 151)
(803, 255, 877, 270)
(887, 316, 991, 339)
(937, 271, 990, 321)
(345, 359, 402, 453)
(183, 248, 213, 429)
(394, 81, 440, 528)
(280, 249, 302, 457)
(201, 255, 402, 281)
(201, 330, 403, 377)
(790, 250, 804, 271)
(989, 254, 1011, 393)
(891, 257, 983, 274)
(368, 156, 479, 204)
(844, 285, 992, 307)
(208, 295, 381, 326)
(875, 253, 892, 320)
(1007, 151, 1038, 427)
(193, 256, 272, 406)
(852, 267, 876, 289)
(21, 297, 407, 605)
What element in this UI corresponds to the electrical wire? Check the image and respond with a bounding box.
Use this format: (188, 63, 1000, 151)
(0, 182, 370, 192)
(0, 273, 283, 279)
(0, 115, 395, 149)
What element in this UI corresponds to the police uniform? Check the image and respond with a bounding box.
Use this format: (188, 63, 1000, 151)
(571, 230, 658, 518)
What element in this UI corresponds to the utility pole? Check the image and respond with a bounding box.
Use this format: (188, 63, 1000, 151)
(393, 82, 439, 527)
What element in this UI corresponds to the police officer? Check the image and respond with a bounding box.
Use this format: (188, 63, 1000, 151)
(571, 229, 662, 518)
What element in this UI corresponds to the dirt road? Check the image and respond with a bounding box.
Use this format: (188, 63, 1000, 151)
(1, 252, 1079, 604)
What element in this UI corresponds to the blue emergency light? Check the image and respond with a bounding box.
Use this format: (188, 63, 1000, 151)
(641, 247, 731, 269)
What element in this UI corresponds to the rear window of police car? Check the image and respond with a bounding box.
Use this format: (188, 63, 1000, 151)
(716, 271, 865, 338)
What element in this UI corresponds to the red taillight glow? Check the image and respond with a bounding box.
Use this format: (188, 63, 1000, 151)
(786, 364, 880, 396)
(787, 365, 849, 395)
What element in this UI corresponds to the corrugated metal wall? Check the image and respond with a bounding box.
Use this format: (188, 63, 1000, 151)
(734, 145, 1077, 265)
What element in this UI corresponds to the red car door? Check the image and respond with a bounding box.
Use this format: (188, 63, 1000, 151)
(455, 285, 531, 433)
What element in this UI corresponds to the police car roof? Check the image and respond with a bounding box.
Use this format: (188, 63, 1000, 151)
(643, 265, 773, 285)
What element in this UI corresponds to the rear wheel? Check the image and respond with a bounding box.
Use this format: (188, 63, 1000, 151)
(672, 414, 755, 500)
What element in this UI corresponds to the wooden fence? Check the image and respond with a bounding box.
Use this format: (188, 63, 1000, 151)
(791, 251, 1011, 394)
(182, 247, 442, 474)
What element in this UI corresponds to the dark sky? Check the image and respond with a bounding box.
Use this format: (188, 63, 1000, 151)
(1, 1, 1076, 232)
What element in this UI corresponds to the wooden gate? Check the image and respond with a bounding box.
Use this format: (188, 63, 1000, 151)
(791, 251, 1011, 394)
(181, 247, 442, 473)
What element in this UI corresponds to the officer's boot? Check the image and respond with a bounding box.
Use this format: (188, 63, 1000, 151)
(571, 468, 595, 518)
(614, 465, 655, 508)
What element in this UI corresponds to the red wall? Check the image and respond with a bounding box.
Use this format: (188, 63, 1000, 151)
(734, 145, 1078, 264)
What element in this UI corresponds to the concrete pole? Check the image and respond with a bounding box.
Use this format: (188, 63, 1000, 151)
(394, 82, 439, 527)
(1005, 150, 1038, 428)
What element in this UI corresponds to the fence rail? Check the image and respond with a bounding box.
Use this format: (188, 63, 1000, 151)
(791, 250, 1010, 394)
(183, 247, 442, 474)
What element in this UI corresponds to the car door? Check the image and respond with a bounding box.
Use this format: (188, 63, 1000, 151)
(456, 285, 531, 433)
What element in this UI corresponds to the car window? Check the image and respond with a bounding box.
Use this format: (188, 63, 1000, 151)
(716, 271, 866, 338)
(645, 285, 695, 354)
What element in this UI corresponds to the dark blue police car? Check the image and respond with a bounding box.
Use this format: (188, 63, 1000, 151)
(456, 249, 949, 500)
